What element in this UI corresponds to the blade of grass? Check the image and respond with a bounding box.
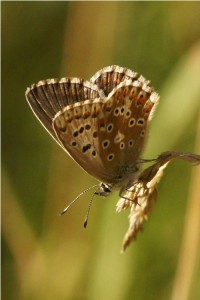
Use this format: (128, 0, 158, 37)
(2, 170, 47, 299)
(171, 113, 200, 300)
(145, 42, 200, 156)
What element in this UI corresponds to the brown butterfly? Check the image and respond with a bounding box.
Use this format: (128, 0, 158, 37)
(26, 65, 200, 251)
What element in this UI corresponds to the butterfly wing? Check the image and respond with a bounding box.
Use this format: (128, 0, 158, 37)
(25, 78, 102, 145)
(90, 65, 152, 96)
(100, 79, 159, 169)
(53, 79, 159, 185)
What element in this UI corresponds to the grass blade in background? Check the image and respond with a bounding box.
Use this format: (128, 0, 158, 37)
(171, 115, 200, 300)
(145, 42, 200, 155)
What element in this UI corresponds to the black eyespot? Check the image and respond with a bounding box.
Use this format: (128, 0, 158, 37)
(79, 126, 84, 134)
(137, 119, 145, 126)
(120, 142, 125, 149)
(73, 131, 78, 137)
(107, 124, 113, 132)
(128, 139, 134, 147)
(82, 144, 91, 153)
(85, 124, 91, 130)
(129, 118, 135, 127)
(126, 111, 131, 118)
(102, 140, 110, 149)
(92, 150, 96, 157)
(93, 131, 98, 138)
(107, 153, 114, 161)
(140, 130, 145, 137)
(114, 108, 120, 116)
(72, 141, 77, 147)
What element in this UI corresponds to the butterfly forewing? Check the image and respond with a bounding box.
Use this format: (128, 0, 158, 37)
(26, 78, 101, 144)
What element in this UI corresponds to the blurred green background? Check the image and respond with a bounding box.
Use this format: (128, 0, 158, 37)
(2, 2, 200, 300)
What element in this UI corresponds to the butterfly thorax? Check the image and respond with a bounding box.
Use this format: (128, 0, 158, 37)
(106, 163, 140, 185)
(95, 163, 140, 199)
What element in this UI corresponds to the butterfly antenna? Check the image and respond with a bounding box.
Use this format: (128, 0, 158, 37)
(83, 186, 100, 228)
(60, 184, 99, 216)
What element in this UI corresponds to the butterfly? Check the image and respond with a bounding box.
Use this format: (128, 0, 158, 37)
(26, 65, 200, 251)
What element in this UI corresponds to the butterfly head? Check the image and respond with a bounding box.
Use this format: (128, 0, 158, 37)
(95, 183, 113, 197)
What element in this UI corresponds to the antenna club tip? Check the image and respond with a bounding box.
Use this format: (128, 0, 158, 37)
(83, 220, 88, 228)
(59, 209, 67, 216)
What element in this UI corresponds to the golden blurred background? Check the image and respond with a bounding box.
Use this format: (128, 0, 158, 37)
(2, 2, 200, 300)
